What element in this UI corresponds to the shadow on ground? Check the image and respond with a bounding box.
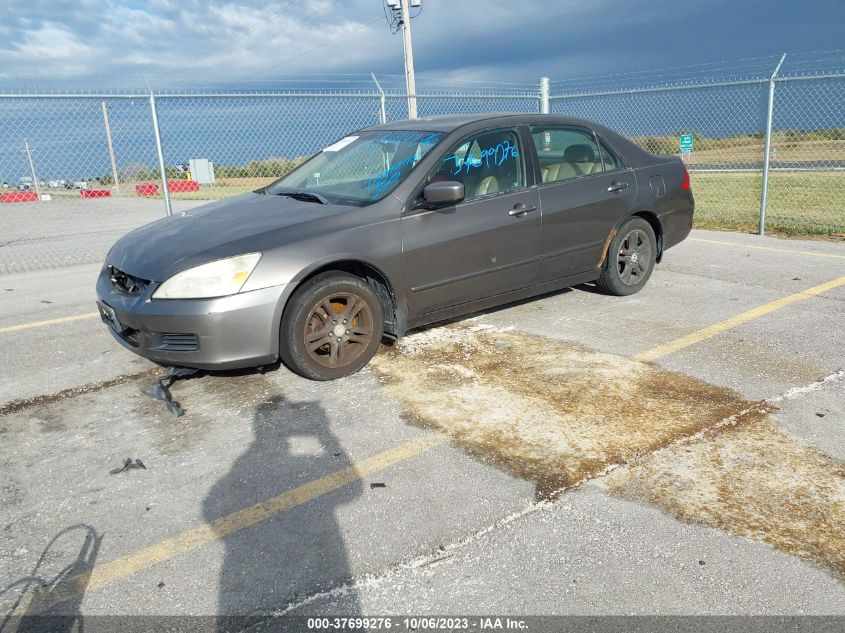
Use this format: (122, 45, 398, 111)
(0, 524, 101, 632)
(202, 395, 361, 626)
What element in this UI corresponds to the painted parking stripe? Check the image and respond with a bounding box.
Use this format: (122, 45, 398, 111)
(10, 275, 845, 612)
(0, 311, 99, 334)
(23, 432, 448, 613)
(689, 237, 845, 260)
(635, 275, 845, 362)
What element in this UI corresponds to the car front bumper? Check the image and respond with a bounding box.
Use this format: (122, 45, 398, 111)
(95, 265, 293, 370)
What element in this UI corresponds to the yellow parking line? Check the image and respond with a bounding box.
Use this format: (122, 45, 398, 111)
(16, 274, 845, 611)
(635, 275, 845, 362)
(29, 432, 447, 612)
(689, 237, 845, 260)
(0, 311, 99, 334)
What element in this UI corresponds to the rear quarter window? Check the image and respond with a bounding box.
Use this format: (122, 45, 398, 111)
(598, 139, 628, 171)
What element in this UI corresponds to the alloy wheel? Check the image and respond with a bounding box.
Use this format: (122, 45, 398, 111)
(303, 292, 374, 368)
(617, 228, 653, 286)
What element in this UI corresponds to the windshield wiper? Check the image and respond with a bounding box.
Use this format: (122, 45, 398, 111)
(271, 189, 329, 204)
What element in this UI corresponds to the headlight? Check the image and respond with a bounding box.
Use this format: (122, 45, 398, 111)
(152, 253, 262, 299)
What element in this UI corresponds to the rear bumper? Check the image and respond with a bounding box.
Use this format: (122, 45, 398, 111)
(659, 191, 694, 252)
(95, 265, 293, 370)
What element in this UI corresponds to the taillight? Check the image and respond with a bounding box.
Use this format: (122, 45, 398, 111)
(681, 163, 691, 191)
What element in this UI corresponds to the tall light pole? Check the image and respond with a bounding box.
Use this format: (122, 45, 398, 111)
(398, 0, 417, 118)
(386, 0, 421, 119)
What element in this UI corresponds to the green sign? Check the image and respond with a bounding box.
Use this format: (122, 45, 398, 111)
(679, 134, 694, 152)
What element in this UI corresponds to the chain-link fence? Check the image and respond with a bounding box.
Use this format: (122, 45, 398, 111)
(765, 76, 845, 234)
(0, 69, 843, 237)
(552, 82, 768, 233)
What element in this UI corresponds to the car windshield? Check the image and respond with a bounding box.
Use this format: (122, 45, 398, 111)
(265, 130, 443, 205)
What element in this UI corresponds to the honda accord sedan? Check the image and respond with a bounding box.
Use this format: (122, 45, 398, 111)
(97, 114, 694, 380)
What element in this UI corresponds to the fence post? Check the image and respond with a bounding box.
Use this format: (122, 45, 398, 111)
(23, 138, 41, 201)
(101, 101, 120, 195)
(371, 73, 387, 124)
(539, 77, 550, 114)
(759, 53, 786, 235)
(149, 92, 173, 217)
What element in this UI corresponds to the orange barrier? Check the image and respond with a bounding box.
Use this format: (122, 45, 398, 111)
(136, 183, 158, 196)
(1, 191, 38, 203)
(168, 180, 200, 193)
(81, 189, 111, 198)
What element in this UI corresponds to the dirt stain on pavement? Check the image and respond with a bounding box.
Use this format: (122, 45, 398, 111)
(371, 323, 845, 577)
(602, 415, 845, 577)
(371, 324, 759, 499)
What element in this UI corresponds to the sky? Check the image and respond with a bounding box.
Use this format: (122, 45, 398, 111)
(0, 0, 843, 90)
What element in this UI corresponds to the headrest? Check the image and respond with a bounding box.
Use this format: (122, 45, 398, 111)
(564, 144, 596, 163)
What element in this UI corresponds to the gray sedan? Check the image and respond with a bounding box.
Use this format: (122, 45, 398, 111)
(97, 114, 694, 380)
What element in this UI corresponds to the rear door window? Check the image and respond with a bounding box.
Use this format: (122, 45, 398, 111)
(530, 126, 603, 183)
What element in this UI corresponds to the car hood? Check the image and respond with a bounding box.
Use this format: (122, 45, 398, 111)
(107, 192, 355, 281)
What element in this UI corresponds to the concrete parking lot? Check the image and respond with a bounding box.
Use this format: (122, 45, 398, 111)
(1, 199, 844, 626)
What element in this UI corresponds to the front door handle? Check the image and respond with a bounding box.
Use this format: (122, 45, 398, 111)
(608, 181, 630, 193)
(508, 203, 537, 217)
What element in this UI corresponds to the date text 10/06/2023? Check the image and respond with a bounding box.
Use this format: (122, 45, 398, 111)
(306, 616, 528, 630)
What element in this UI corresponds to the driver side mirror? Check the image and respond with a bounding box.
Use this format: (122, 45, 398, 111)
(422, 181, 464, 207)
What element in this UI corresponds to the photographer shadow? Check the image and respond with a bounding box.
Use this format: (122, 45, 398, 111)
(203, 395, 362, 628)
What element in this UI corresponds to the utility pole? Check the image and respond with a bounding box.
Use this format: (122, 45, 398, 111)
(101, 101, 120, 194)
(386, 0, 421, 119)
(398, 0, 417, 118)
(23, 139, 41, 200)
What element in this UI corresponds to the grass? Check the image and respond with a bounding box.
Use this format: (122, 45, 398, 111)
(687, 140, 845, 166)
(692, 171, 845, 235)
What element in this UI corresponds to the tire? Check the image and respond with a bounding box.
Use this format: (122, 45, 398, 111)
(280, 272, 384, 381)
(596, 216, 657, 296)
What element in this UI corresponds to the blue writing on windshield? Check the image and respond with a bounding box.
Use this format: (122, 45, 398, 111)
(366, 154, 417, 197)
(442, 139, 519, 176)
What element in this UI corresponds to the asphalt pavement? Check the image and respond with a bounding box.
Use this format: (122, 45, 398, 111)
(1, 198, 844, 626)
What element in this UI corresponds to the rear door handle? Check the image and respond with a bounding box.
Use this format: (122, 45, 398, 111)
(608, 181, 630, 193)
(508, 203, 537, 217)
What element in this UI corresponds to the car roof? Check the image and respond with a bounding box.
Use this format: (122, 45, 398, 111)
(364, 113, 605, 133)
(363, 114, 518, 132)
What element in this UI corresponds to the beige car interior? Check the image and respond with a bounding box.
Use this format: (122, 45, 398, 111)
(540, 144, 604, 183)
(430, 132, 522, 199)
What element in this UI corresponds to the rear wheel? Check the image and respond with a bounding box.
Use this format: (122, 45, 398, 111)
(596, 217, 656, 296)
(280, 273, 384, 381)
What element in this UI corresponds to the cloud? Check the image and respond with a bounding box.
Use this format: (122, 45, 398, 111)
(0, 0, 841, 88)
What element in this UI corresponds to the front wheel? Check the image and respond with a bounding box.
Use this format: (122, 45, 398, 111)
(280, 272, 384, 381)
(596, 217, 657, 296)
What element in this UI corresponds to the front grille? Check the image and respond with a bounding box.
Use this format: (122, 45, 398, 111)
(157, 334, 200, 352)
(108, 265, 150, 296)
